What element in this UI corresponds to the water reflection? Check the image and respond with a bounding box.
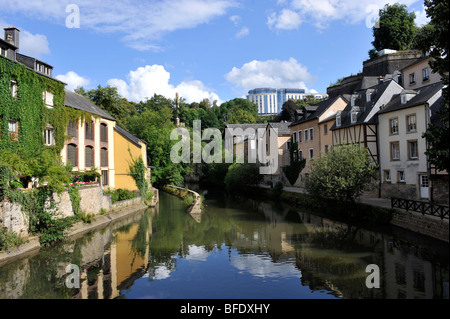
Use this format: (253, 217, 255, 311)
(0, 190, 448, 299)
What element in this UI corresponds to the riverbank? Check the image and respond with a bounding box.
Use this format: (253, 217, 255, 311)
(162, 185, 203, 222)
(257, 184, 449, 243)
(0, 189, 159, 266)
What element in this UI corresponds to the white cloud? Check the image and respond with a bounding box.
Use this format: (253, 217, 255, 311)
(267, 9, 302, 30)
(229, 15, 241, 26)
(269, 0, 420, 30)
(414, 5, 430, 27)
(0, 0, 237, 51)
(235, 26, 249, 38)
(20, 30, 51, 58)
(55, 71, 91, 91)
(225, 58, 316, 93)
(107, 64, 222, 104)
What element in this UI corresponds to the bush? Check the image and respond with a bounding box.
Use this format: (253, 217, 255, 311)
(305, 145, 377, 202)
(224, 162, 263, 194)
(272, 181, 284, 199)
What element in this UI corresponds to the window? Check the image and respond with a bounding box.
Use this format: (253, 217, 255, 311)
(67, 144, 78, 167)
(44, 126, 54, 146)
(408, 140, 418, 160)
(422, 68, 429, 81)
(406, 114, 416, 132)
(0, 47, 7, 58)
(409, 73, 416, 84)
(390, 142, 400, 160)
(298, 130, 302, 142)
(292, 132, 297, 143)
(101, 170, 108, 186)
(309, 128, 314, 141)
(8, 120, 19, 141)
(10, 80, 17, 98)
(43, 91, 54, 108)
(100, 123, 108, 143)
(67, 120, 78, 138)
(298, 150, 303, 159)
(390, 118, 398, 135)
(398, 171, 405, 183)
(85, 146, 94, 167)
(85, 122, 94, 140)
(351, 111, 358, 123)
(325, 145, 329, 154)
(323, 124, 328, 135)
(100, 148, 108, 167)
(304, 130, 308, 141)
(336, 114, 342, 127)
(384, 170, 391, 182)
(309, 148, 314, 159)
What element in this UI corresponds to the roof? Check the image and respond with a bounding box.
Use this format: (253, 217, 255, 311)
(114, 125, 147, 148)
(65, 90, 116, 121)
(267, 121, 292, 135)
(289, 95, 349, 127)
(377, 82, 444, 115)
(330, 79, 400, 130)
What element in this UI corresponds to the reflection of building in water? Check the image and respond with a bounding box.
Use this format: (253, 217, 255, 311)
(383, 239, 449, 299)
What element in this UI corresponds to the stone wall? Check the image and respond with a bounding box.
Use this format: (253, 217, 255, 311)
(390, 209, 449, 243)
(0, 185, 162, 238)
(381, 182, 417, 200)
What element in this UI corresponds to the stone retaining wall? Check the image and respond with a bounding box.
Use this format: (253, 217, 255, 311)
(390, 209, 449, 243)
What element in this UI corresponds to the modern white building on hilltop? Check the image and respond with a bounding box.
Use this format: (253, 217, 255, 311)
(247, 88, 328, 115)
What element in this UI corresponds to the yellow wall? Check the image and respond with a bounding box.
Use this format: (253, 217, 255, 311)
(114, 130, 147, 191)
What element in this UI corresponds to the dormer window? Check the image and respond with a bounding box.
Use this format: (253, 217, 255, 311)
(336, 112, 342, 127)
(43, 91, 54, 108)
(366, 90, 373, 102)
(422, 68, 429, 81)
(350, 107, 359, 124)
(350, 95, 357, 107)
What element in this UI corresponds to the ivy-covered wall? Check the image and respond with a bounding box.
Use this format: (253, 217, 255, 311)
(0, 56, 67, 156)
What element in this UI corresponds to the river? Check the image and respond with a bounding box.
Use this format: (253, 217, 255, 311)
(0, 188, 448, 299)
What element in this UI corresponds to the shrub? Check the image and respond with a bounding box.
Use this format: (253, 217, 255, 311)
(305, 145, 378, 202)
(224, 162, 263, 194)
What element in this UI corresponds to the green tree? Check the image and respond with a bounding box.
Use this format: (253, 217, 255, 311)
(75, 85, 137, 128)
(224, 162, 263, 194)
(305, 145, 377, 203)
(413, 0, 449, 173)
(371, 3, 417, 52)
(282, 139, 306, 185)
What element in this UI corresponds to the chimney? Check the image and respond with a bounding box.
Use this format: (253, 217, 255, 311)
(4, 27, 20, 51)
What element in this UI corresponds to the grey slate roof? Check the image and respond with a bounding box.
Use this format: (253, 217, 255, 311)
(65, 90, 116, 121)
(267, 122, 292, 135)
(330, 79, 399, 130)
(114, 125, 147, 148)
(289, 95, 349, 127)
(377, 82, 444, 115)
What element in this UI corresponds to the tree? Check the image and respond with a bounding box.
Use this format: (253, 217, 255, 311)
(413, 0, 449, 173)
(282, 139, 306, 185)
(276, 100, 298, 122)
(305, 145, 377, 203)
(371, 3, 417, 52)
(224, 162, 263, 194)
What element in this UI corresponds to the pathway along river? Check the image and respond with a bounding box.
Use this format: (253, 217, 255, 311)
(0, 188, 448, 299)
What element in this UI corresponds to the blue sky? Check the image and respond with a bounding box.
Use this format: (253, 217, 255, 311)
(1, 0, 429, 105)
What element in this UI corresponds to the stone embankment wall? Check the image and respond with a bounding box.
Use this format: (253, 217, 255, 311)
(390, 209, 449, 243)
(162, 185, 203, 216)
(0, 186, 160, 238)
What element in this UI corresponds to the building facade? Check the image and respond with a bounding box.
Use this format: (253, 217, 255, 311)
(247, 88, 328, 115)
(377, 82, 443, 202)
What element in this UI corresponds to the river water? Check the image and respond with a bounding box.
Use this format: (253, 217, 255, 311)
(0, 189, 448, 299)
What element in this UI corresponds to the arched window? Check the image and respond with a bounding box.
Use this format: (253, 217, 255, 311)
(85, 146, 94, 167)
(67, 144, 78, 167)
(100, 147, 108, 167)
(100, 123, 108, 143)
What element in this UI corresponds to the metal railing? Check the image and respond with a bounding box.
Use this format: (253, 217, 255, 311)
(391, 197, 449, 220)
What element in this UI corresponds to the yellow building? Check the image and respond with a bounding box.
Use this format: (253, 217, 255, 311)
(113, 125, 149, 191)
(62, 90, 116, 188)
